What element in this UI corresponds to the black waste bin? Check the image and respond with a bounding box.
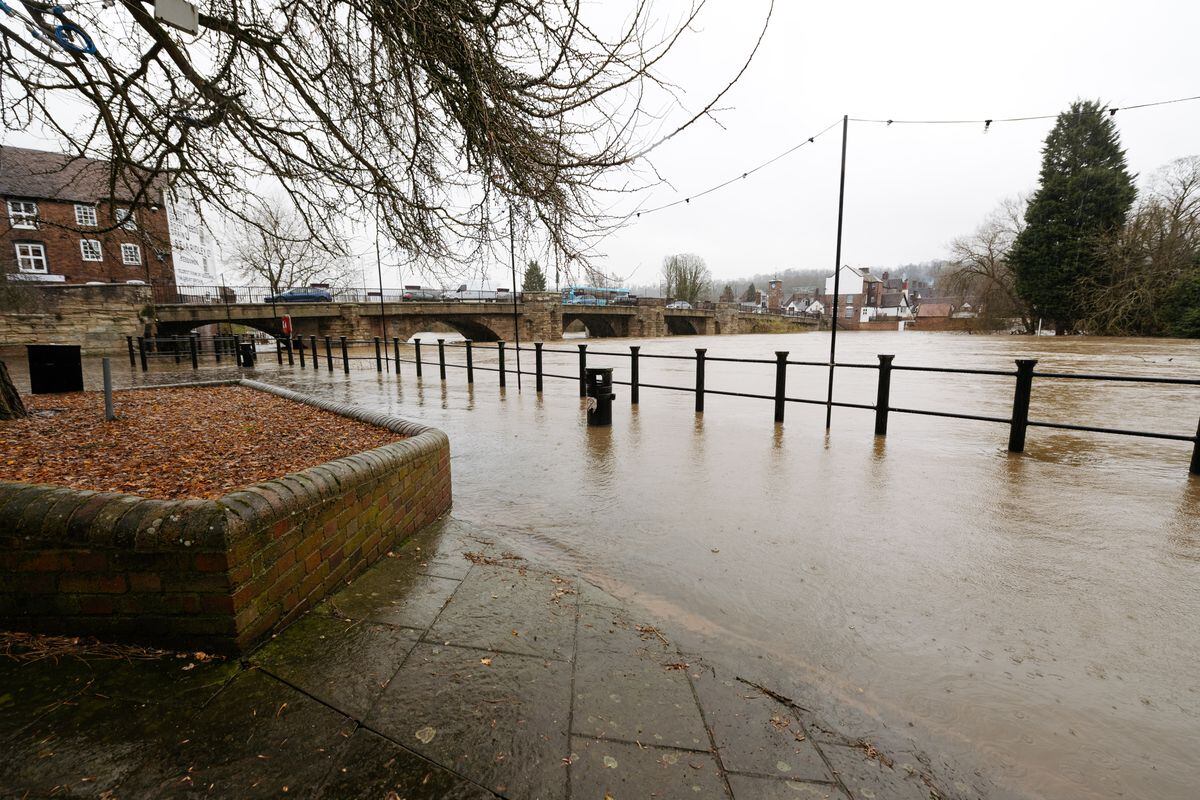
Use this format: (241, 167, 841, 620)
(239, 342, 257, 367)
(26, 344, 83, 394)
(585, 367, 615, 426)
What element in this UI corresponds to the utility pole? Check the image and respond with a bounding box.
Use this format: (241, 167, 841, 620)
(375, 203, 388, 372)
(825, 114, 849, 429)
(510, 211, 523, 391)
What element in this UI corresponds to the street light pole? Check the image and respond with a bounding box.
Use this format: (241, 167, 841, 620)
(825, 115, 849, 429)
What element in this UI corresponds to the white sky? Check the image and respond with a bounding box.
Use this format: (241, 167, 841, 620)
(4, 0, 1198, 288)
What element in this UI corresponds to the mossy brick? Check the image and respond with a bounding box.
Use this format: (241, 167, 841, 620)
(40, 490, 96, 538)
(60, 574, 126, 594)
(194, 552, 229, 573)
(163, 573, 229, 593)
(66, 551, 107, 572)
(278, 474, 319, 504)
(152, 499, 210, 548)
(221, 490, 274, 524)
(0, 572, 56, 593)
(86, 495, 143, 547)
(63, 492, 120, 543)
(0, 483, 47, 525)
(128, 572, 162, 592)
(79, 596, 115, 615)
(112, 500, 164, 548)
(304, 465, 343, 497)
(18, 551, 63, 572)
(14, 486, 74, 540)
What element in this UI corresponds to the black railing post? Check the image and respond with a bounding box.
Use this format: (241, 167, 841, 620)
(310, 336, 318, 370)
(1190, 416, 1200, 476)
(285, 337, 294, 366)
(374, 337, 382, 372)
(874, 354, 895, 436)
(534, 342, 543, 393)
(214, 336, 222, 364)
(695, 348, 706, 413)
(774, 351, 788, 423)
(497, 341, 507, 388)
(437, 339, 446, 380)
(173, 337, 182, 364)
(189, 335, 199, 369)
(465, 340, 474, 384)
(276, 338, 283, 364)
(577, 343, 587, 397)
(630, 346, 640, 405)
(1008, 359, 1037, 453)
(126, 336, 136, 367)
(297, 337, 306, 368)
(325, 336, 333, 371)
(136, 336, 147, 372)
(414, 338, 423, 377)
(340, 336, 349, 373)
(392, 337, 401, 379)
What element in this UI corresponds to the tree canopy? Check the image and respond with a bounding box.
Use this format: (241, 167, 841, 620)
(661, 253, 711, 305)
(522, 260, 547, 292)
(1008, 100, 1136, 331)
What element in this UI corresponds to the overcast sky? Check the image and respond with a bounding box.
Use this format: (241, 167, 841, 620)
(4, 0, 1198, 288)
(584, 0, 1200, 285)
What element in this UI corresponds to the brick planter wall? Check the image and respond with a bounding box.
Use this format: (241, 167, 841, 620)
(0, 380, 452, 652)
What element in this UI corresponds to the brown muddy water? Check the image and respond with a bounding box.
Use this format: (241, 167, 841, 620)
(8, 331, 1199, 799)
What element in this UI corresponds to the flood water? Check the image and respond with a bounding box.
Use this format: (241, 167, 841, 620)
(9, 331, 1200, 799)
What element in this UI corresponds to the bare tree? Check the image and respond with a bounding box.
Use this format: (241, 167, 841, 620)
(943, 196, 1031, 331)
(1078, 156, 1200, 335)
(1, 0, 771, 277)
(231, 198, 352, 292)
(661, 253, 711, 305)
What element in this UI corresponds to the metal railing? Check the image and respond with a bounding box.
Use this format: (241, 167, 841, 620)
(150, 284, 525, 305)
(127, 334, 1200, 476)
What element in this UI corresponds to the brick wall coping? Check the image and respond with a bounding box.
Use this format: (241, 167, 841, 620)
(0, 379, 448, 556)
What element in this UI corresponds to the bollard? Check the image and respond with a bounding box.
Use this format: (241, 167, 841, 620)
(214, 336, 222, 364)
(1007, 359, 1037, 453)
(535, 342, 544, 393)
(1191, 416, 1200, 476)
(465, 340, 474, 383)
(414, 338, 423, 377)
(578, 343, 587, 397)
(136, 336, 148, 372)
(874, 354, 895, 436)
(630, 346, 640, 405)
(774, 352, 788, 423)
(189, 335, 199, 369)
(392, 337, 401, 379)
(585, 367, 616, 426)
(276, 338, 283, 364)
(285, 337, 294, 366)
(437, 339, 446, 380)
(497, 341, 507, 388)
(325, 336, 333, 371)
(102, 358, 115, 421)
(340, 336, 349, 374)
(695, 348, 706, 413)
(126, 336, 136, 367)
(374, 337, 382, 372)
(173, 337, 182, 364)
(310, 336, 318, 370)
(297, 337, 306, 368)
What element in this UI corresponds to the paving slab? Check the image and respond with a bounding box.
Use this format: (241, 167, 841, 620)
(0, 656, 107, 742)
(316, 728, 495, 800)
(691, 673, 831, 781)
(251, 614, 420, 719)
(117, 669, 356, 798)
(367, 642, 572, 799)
(569, 736, 728, 799)
(322, 555, 461, 629)
(727, 773, 848, 800)
(820, 743, 936, 800)
(426, 566, 577, 659)
(576, 603, 676, 658)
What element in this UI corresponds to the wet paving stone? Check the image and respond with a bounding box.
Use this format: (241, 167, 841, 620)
(726, 773, 847, 799)
(691, 673, 831, 781)
(576, 603, 676, 658)
(118, 669, 356, 798)
(367, 642, 572, 799)
(316, 728, 496, 800)
(820, 743, 936, 800)
(425, 567, 577, 659)
(0, 691, 188, 798)
(322, 556, 461, 629)
(0, 656, 106, 742)
(251, 614, 420, 719)
(568, 736, 728, 799)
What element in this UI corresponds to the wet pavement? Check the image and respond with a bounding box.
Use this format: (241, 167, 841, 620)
(0, 517, 961, 799)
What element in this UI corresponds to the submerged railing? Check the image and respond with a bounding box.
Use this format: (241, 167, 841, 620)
(127, 334, 1200, 476)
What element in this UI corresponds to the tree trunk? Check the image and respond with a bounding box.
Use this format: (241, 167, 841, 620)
(0, 360, 28, 420)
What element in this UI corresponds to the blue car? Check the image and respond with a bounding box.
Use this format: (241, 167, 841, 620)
(263, 287, 333, 303)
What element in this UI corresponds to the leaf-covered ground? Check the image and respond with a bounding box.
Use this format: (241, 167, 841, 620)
(0, 386, 402, 499)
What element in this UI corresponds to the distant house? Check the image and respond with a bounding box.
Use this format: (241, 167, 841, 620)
(875, 292, 914, 319)
(915, 302, 954, 319)
(1, 145, 176, 287)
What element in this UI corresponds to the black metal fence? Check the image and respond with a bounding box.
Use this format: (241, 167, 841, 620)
(127, 334, 1200, 476)
(150, 284, 526, 305)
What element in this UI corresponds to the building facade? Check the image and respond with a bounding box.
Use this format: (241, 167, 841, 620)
(1, 145, 176, 287)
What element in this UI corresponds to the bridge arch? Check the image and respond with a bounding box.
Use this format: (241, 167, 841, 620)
(385, 315, 505, 343)
(665, 316, 700, 335)
(561, 313, 626, 338)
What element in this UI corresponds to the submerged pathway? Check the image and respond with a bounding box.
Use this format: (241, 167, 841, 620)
(1, 518, 954, 799)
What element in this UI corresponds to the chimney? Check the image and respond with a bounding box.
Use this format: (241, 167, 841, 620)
(882, 271, 889, 280)
(902, 279, 909, 291)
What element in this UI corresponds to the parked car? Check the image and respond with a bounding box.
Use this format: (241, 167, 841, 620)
(666, 300, 692, 310)
(441, 285, 511, 302)
(263, 287, 333, 303)
(569, 294, 600, 305)
(402, 288, 443, 301)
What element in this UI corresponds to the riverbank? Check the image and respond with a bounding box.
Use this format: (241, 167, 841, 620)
(0, 516, 995, 799)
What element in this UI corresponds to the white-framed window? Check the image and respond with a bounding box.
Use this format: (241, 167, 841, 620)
(845, 306, 854, 319)
(74, 204, 97, 227)
(115, 207, 136, 230)
(7, 200, 38, 229)
(14, 242, 48, 273)
(80, 239, 103, 262)
(120, 243, 142, 265)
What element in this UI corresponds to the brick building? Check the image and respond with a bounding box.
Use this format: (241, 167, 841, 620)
(1, 145, 176, 287)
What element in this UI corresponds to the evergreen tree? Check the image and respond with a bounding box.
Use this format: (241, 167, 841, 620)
(742, 282, 758, 302)
(1008, 100, 1136, 331)
(522, 260, 547, 292)
(719, 284, 735, 303)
